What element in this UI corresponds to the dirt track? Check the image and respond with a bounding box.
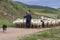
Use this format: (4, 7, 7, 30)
(0, 28, 50, 40)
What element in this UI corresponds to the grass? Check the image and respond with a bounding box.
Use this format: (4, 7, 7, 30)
(3, 5, 17, 16)
(34, 12, 58, 18)
(10, 1, 26, 14)
(0, 18, 13, 28)
(20, 28, 60, 40)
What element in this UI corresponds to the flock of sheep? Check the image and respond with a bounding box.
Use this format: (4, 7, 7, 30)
(13, 17, 60, 28)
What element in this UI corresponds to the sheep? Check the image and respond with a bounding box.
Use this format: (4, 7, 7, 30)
(13, 18, 26, 28)
(13, 18, 60, 28)
(37, 19, 42, 28)
(31, 19, 43, 28)
(43, 20, 48, 28)
(31, 19, 39, 28)
(57, 19, 60, 26)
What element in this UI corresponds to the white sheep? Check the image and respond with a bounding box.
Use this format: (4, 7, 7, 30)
(13, 18, 60, 28)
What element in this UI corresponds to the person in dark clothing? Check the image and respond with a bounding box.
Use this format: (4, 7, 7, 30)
(24, 10, 32, 28)
(41, 20, 44, 28)
(2, 24, 7, 32)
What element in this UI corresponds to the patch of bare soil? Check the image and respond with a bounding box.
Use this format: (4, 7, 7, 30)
(37, 38, 52, 40)
(55, 34, 60, 37)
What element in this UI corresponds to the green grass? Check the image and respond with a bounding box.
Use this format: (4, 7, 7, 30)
(0, 18, 13, 28)
(10, 1, 26, 14)
(20, 28, 60, 40)
(3, 5, 16, 16)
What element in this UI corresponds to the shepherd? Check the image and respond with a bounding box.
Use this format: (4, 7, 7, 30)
(24, 10, 32, 28)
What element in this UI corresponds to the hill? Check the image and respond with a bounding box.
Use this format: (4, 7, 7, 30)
(0, 0, 60, 27)
(27, 5, 60, 18)
(0, 0, 26, 27)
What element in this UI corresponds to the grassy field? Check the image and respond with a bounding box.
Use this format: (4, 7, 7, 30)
(20, 28, 60, 40)
(34, 12, 58, 18)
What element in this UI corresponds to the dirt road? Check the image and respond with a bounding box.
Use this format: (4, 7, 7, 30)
(0, 28, 50, 40)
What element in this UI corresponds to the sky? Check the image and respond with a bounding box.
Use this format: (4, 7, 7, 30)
(13, 0, 60, 8)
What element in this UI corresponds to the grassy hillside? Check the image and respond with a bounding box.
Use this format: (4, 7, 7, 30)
(0, 0, 60, 27)
(27, 5, 60, 18)
(0, 0, 27, 27)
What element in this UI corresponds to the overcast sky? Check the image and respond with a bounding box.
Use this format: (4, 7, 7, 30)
(13, 0, 60, 8)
